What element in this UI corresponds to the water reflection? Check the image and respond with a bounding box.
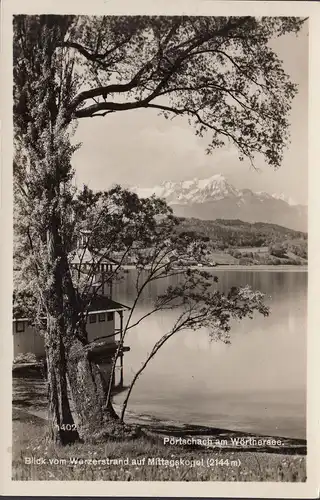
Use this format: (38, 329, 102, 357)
(113, 270, 307, 439)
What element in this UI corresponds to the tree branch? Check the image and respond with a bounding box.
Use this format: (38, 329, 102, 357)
(72, 17, 252, 119)
(70, 64, 150, 111)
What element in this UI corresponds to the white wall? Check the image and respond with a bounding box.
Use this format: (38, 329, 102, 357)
(86, 312, 115, 343)
(13, 323, 44, 357)
(13, 311, 117, 358)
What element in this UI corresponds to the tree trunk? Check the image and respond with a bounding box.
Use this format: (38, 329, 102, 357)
(65, 336, 120, 442)
(45, 326, 79, 444)
(44, 217, 81, 444)
(45, 323, 122, 444)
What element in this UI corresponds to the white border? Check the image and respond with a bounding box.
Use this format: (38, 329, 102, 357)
(1, 1, 319, 497)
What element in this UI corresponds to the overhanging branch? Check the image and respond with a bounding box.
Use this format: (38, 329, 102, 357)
(70, 17, 252, 119)
(70, 65, 150, 111)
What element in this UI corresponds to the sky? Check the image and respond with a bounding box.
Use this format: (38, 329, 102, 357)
(71, 21, 308, 205)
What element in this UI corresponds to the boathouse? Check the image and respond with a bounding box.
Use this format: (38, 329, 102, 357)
(13, 230, 131, 390)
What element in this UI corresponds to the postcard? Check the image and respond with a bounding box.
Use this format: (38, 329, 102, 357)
(1, 0, 319, 497)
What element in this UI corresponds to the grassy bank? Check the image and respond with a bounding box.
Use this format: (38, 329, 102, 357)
(12, 409, 306, 482)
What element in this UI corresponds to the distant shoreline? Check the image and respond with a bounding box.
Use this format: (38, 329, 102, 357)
(122, 264, 308, 272)
(195, 265, 308, 272)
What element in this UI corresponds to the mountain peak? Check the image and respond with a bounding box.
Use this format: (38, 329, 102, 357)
(271, 192, 298, 206)
(132, 174, 299, 207)
(130, 174, 306, 231)
(132, 174, 239, 204)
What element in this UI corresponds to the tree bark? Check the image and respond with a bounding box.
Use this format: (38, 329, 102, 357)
(45, 326, 79, 444)
(45, 320, 122, 444)
(65, 337, 120, 442)
(44, 219, 81, 444)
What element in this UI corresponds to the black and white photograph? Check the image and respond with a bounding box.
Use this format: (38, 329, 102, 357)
(1, 0, 319, 495)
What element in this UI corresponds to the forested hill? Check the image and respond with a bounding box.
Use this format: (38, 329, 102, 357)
(177, 217, 307, 259)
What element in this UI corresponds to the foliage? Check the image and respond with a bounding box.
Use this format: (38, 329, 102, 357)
(178, 217, 307, 257)
(15, 15, 305, 168)
(13, 352, 38, 364)
(64, 15, 304, 169)
(13, 15, 81, 331)
(284, 239, 308, 259)
(269, 243, 287, 258)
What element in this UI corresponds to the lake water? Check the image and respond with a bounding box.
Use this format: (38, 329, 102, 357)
(113, 270, 307, 439)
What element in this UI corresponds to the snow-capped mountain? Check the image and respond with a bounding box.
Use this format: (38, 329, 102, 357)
(270, 192, 298, 206)
(133, 175, 239, 204)
(131, 175, 307, 232)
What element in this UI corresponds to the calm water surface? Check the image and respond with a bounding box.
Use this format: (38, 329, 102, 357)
(113, 270, 307, 439)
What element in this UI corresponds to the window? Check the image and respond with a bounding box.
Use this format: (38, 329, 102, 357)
(89, 314, 96, 324)
(107, 312, 114, 322)
(98, 313, 105, 322)
(16, 321, 25, 333)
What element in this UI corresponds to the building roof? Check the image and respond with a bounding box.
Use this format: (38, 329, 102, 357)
(88, 296, 130, 313)
(71, 248, 120, 266)
(13, 297, 130, 322)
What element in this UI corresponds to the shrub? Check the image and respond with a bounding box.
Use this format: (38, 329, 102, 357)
(13, 352, 38, 364)
(269, 244, 287, 258)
